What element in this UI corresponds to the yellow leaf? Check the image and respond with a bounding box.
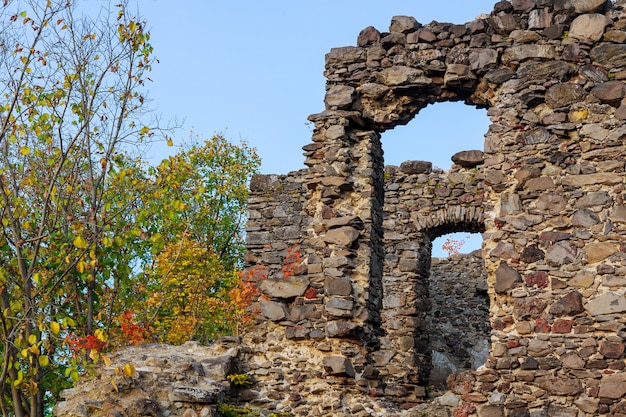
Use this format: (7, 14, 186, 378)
(73, 235, 88, 249)
(19, 146, 30, 156)
(101, 354, 112, 366)
(140, 126, 150, 135)
(28, 334, 36, 345)
(38, 355, 49, 367)
(110, 380, 118, 392)
(123, 363, 136, 378)
(95, 328, 107, 342)
(76, 261, 85, 274)
(166, 137, 173, 147)
(89, 349, 98, 361)
(50, 321, 60, 334)
(70, 370, 79, 381)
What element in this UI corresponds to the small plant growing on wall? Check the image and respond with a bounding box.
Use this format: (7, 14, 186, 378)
(227, 372, 254, 387)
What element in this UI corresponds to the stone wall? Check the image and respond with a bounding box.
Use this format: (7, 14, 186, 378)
(242, 0, 626, 415)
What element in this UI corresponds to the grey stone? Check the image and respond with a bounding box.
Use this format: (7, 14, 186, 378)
(469, 49, 498, 71)
(389, 16, 418, 34)
(168, 384, 226, 403)
(399, 160, 432, 174)
(546, 83, 586, 108)
(258, 278, 309, 299)
(585, 292, 626, 316)
(572, 208, 600, 227)
(260, 299, 287, 321)
(502, 44, 556, 63)
(323, 356, 355, 378)
(495, 262, 522, 293)
(545, 241, 578, 266)
(589, 43, 626, 68)
(325, 85, 355, 108)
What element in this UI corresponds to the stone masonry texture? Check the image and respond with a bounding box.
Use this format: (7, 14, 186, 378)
(56, 1, 626, 416)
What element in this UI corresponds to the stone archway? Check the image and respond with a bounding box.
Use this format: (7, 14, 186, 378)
(381, 163, 487, 391)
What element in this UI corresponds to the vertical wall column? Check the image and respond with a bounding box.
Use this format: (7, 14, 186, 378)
(304, 111, 383, 345)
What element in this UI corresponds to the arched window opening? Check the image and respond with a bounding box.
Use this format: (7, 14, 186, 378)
(381, 101, 489, 170)
(428, 231, 489, 390)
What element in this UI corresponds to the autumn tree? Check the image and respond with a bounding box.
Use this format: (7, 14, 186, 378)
(130, 135, 260, 344)
(0, 1, 158, 415)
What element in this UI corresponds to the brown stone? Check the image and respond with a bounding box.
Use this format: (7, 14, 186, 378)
(451, 150, 484, 168)
(524, 177, 555, 191)
(524, 271, 548, 288)
(323, 226, 359, 246)
(572, 208, 600, 227)
(584, 242, 618, 263)
(569, 14, 611, 42)
(389, 16, 418, 34)
(599, 340, 625, 359)
(535, 376, 583, 396)
(447, 371, 475, 395)
(598, 373, 626, 399)
(325, 85, 355, 108)
(260, 300, 287, 321)
(357, 26, 381, 47)
(590, 43, 626, 69)
(536, 192, 567, 214)
(325, 277, 352, 296)
(553, 319, 573, 334)
(591, 81, 626, 106)
(549, 291, 584, 317)
(479, 405, 504, 417)
(514, 298, 547, 320)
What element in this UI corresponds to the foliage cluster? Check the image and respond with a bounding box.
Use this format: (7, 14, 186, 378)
(0, 1, 260, 416)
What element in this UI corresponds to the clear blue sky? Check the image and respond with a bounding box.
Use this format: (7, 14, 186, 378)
(82, 0, 498, 255)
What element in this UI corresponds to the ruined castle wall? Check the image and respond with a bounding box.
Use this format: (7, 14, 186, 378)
(56, 1, 626, 416)
(243, 1, 626, 415)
